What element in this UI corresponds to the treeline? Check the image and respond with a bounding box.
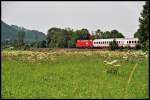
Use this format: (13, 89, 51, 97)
(1, 28, 124, 49)
(46, 28, 124, 48)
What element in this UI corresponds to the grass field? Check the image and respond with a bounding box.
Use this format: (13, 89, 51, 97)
(1, 49, 149, 99)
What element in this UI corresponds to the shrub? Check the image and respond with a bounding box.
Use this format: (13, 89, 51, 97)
(109, 39, 119, 50)
(135, 44, 141, 50)
(24, 44, 30, 50)
(104, 60, 120, 74)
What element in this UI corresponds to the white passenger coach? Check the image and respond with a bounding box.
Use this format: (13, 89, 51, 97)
(93, 38, 139, 48)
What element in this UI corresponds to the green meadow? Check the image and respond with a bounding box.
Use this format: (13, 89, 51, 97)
(1, 49, 149, 99)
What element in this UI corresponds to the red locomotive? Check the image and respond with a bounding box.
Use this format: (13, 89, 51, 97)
(76, 40, 93, 48)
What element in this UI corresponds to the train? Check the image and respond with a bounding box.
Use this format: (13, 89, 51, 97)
(76, 38, 139, 48)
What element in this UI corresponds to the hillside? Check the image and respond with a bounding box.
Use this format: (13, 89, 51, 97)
(1, 21, 46, 42)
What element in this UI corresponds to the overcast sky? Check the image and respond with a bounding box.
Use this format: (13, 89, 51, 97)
(2, 1, 145, 38)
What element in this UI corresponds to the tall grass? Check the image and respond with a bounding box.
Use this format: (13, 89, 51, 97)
(1, 49, 148, 99)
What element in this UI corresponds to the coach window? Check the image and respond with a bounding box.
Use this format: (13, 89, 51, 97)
(127, 41, 128, 44)
(129, 41, 131, 43)
(99, 42, 100, 44)
(132, 41, 134, 43)
(135, 41, 136, 43)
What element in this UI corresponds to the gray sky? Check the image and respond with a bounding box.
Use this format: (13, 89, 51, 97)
(2, 1, 145, 38)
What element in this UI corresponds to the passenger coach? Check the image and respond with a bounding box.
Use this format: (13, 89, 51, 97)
(93, 38, 139, 48)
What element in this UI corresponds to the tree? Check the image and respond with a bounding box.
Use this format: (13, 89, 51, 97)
(75, 29, 90, 40)
(110, 30, 124, 38)
(17, 30, 25, 48)
(93, 29, 124, 39)
(103, 31, 111, 39)
(41, 40, 47, 48)
(80, 29, 90, 39)
(95, 29, 103, 39)
(67, 30, 77, 48)
(134, 1, 149, 51)
(47, 27, 70, 48)
(47, 27, 61, 47)
(111, 30, 118, 38)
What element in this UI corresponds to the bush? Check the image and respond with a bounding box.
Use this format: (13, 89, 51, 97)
(8, 46, 15, 50)
(135, 44, 141, 50)
(109, 39, 119, 50)
(24, 44, 30, 50)
(104, 60, 120, 74)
